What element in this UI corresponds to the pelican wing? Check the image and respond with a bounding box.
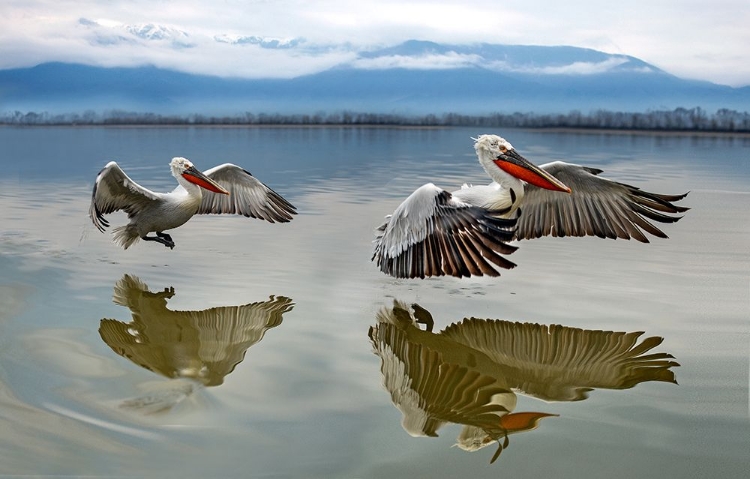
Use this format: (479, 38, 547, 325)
(196, 164, 296, 222)
(441, 318, 679, 402)
(516, 162, 689, 242)
(373, 184, 518, 279)
(89, 161, 161, 232)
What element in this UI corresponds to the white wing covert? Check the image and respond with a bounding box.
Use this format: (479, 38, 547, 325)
(372, 183, 518, 279)
(197, 164, 296, 222)
(89, 161, 161, 232)
(516, 162, 689, 242)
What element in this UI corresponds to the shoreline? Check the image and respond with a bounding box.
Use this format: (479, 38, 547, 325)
(2, 123, 749, 137)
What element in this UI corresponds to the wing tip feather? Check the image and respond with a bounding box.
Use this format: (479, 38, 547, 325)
(372, 198, 518, 279)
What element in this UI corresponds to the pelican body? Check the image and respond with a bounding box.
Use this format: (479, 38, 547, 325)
(90, 157, 296, 249)
(373, 134, 689, 278)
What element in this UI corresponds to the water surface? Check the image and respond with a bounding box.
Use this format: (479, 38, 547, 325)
(0, 126, 748, 478)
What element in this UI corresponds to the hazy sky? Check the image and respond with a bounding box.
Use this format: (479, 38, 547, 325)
(2, 0, 749, 86)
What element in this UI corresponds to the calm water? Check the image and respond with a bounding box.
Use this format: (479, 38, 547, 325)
(0, 126, 748, 478)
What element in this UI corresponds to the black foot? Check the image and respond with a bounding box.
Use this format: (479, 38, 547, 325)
(142, 234, 175, 249)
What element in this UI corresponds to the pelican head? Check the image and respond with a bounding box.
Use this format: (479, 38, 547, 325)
(170, 157, 229, 195)
(473, 135, 571, 193)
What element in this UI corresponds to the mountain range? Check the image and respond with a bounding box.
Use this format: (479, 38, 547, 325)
(1, 40, 748, 116)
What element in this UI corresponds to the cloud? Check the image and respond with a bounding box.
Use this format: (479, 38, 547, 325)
(0, 14, 356, 78)
(0, 1, 748, 85)
(349, 52, 483, 70)
(492, 57, 636, 75)
(347, 52, 651, 77)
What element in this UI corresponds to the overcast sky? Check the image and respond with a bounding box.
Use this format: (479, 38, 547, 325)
(2, 0, 749, 86)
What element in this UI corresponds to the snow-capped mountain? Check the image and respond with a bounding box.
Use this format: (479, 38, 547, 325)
(125, 23, 190, 42)
(1, 40, 748, 116)
(78, 18, 310, 51)
(78, 18, 195, 48)
(213, 34, 305, 49)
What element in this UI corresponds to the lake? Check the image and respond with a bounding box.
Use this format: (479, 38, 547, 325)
(0, 126, 748, 478)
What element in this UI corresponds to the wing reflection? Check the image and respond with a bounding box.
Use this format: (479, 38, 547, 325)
(369, 300, 679, 463)
(99, 274, 293, 413)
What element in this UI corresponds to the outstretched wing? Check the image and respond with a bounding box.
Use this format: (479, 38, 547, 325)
(196, 164, 296, 222)
(89, 161, 161, 232)
(372, 183, 518, 279)
(516, 161, 688, 242)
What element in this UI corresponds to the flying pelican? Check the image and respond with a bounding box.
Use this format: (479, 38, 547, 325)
(89, 157, 296, 249)
(372, 134, 689, 278)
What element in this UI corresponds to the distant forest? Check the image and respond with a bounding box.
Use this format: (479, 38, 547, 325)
(2, 107, 749, 132)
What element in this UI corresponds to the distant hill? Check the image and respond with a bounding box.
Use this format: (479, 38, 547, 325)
(1, 40, 749, 115)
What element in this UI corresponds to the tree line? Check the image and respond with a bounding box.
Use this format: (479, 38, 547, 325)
(2, 107, 749, 132)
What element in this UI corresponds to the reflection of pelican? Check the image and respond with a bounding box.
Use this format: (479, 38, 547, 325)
(369, 301, 679, 462)
(99, 274, 293, 413)
(90, 157, 296, 249)
(372, 135, 688, 278)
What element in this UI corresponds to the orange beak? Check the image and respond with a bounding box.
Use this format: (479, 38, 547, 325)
(182, 166, 229, 195)
(494, 150, 571, 193)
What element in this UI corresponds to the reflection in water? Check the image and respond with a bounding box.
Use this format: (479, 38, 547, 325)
(99, 274, 293, 413)
(369, 301, 679, 463)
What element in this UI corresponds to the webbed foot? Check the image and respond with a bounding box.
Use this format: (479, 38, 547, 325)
(142, 234, 175, 249)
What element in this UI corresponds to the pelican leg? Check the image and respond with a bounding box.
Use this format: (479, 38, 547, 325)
(156, 231, 173, 243)
(142, 233, 175, 249)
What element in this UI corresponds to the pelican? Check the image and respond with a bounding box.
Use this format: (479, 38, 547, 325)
(89, 157, 296, 249)
(372, 134, 689, 278)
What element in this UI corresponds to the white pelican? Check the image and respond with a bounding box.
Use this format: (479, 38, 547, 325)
(90, 157, 296, 249)
(373, 134, 689, 278)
